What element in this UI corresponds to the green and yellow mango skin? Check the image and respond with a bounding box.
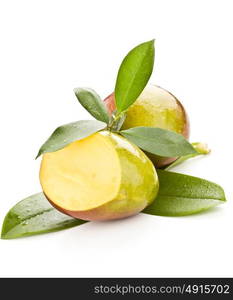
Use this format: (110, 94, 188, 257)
(104, 85, 190, 168)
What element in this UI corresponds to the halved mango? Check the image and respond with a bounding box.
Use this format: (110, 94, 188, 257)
(40, 131, 159, 221)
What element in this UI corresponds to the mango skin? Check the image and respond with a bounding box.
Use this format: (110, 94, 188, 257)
(41, 131, 159, 221)
(104, 85, 190, 168)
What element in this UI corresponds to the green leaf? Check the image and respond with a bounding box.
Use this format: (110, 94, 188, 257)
(36, 120, 106, 158)
(74, 88, 110, 123)
(165, 142, 211, 170)
(1, 193, 87, 239)
(114, 40, 155, 113)
(120, 127, 197, 157)
(143, 170, 226, 216)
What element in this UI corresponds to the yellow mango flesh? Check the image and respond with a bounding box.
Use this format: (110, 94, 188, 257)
(40, 133, 121, 211)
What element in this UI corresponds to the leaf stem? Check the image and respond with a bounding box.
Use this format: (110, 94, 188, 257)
(164, 142, 211, 170)
(107, 111, 125, 132)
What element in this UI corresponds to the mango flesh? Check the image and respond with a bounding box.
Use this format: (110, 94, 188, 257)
(104, 85, 190, 168)
(39, 131, 159, 221)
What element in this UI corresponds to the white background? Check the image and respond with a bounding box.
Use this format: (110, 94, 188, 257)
(0, 0, 232, 277)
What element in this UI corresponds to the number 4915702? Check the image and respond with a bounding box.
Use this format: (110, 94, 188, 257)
(185, 284, 230, 294)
